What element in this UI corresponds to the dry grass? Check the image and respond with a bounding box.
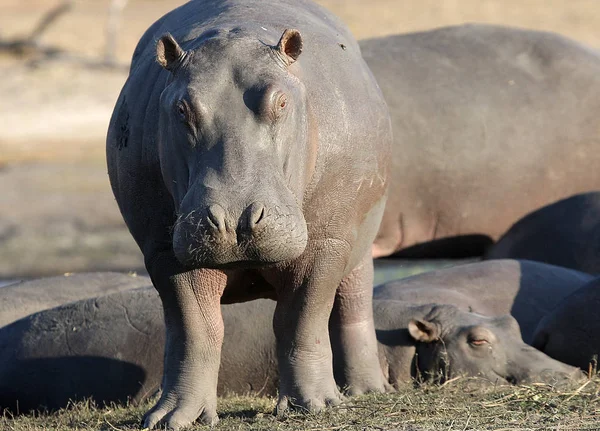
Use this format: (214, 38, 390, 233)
(3, 378, 600, 430)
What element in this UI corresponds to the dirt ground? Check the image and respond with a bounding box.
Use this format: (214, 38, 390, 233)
(1, 0, 599, 278)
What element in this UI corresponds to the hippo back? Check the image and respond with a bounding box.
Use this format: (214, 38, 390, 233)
(0, 285, 280, 412)
(373, 259, 593, 343)
(0, 272, 151, 327)
(484, 192, 600, 274)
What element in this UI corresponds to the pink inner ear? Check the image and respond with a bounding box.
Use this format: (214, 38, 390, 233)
(278, 30, 302, 62)
(284, 34, 302, 58)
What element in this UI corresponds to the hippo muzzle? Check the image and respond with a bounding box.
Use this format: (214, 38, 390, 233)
(172, 196, 308, 268)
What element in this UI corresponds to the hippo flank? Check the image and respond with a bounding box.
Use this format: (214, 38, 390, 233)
(363, 25, 600, 258)
(533, 277, 600, 371)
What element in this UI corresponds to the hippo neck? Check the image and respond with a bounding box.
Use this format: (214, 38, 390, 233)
(373, 301, 435, 384)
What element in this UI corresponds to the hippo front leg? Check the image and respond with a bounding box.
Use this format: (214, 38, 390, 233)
(273, 250, 346, 413)
(143, 252, 226, 430)
(330, 254, 390, 395)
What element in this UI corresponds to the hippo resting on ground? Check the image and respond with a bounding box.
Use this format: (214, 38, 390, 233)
(373, 259, 593, 343)
(0, 272, 150, 327)
(484, 192, 600, 274)
(107, 0, 392, 427)
(0, 261, 585, 413)
(533, 277, 600, 371)
(363, 25, 600, 258)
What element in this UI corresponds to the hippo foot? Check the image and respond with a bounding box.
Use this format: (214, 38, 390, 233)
(142, 392, 218, 430)
(344, 378, 396, 396)
(275, 387, 345, 416)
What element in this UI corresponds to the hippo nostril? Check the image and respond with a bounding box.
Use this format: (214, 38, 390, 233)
(246, 203, 266, 229)
(254, 207, 265, 225)
(206, 204, 227, 233)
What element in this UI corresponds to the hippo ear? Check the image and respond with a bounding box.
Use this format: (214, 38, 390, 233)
(156, 33, 186, 71)
(275, 29, 303, 65)
(408, 319, 440, 343)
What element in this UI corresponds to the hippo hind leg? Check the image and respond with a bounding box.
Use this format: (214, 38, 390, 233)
(330, 253, 392, 395)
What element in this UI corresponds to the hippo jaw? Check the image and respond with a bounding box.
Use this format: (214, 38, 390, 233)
(155, 29, 315, 268)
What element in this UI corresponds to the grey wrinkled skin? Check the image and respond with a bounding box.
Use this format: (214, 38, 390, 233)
(0, 272, 150, 327)
(373, 259, 593, 344)
(484, 192, 600, 274)
(363, 24, 600, 258)
(0, 280, 581, 413)
(0, 287, 164, 413)
(533, 277, 600, 371)
(106, 1, 391, 428)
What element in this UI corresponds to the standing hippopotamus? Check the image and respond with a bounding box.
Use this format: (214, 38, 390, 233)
(0, 283, 582, 413)
(0, 272, 150, 327)
(533, 277, 600, 371)
(484, 192, 600, 274)
(106, 0, 391, 428)
(373, 259, 593, 343)
(363, 25, 600, 258)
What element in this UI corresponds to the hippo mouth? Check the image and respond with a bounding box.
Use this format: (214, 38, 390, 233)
(172, 206, 308, 268)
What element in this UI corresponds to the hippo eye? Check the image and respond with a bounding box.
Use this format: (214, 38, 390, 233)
(273, 92, 288, 119)
(175, 101, 188, 121)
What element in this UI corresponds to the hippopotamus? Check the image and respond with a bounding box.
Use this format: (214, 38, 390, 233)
(373, 259, 593, 343)
(362, 24, 600, 258)
(0, 263, 585, 413)
(484, 192, 600, 274)
(106, 0, 391, 427)
(532, 277, 600, 371)
(0, 272, 150, 327)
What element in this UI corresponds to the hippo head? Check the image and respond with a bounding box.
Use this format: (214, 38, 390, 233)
(155, 28, 312, 268)
(407, 305, 584, 385)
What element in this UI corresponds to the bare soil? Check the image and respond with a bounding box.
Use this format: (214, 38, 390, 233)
(1, 0, 599, 277)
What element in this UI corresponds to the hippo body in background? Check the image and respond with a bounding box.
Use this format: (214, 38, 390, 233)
(362, 24, 600, 258)
(484, 192, 600, 274)
(533, 277, 600, 370)
(0, 287, 163, 412)
(107, 0, 391, 427)
(0, 272, 150, 327)
(0, 268, 584, 412)
(373, 259, 593, 343)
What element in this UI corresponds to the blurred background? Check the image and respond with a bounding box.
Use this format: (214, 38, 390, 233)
(1, 0, 599, 280)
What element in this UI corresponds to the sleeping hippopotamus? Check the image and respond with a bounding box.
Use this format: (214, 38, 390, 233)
(484, 192, 600, 274)
(532, 277, 600, 371)
(0, 263, 585, 412)
(363, 25, 600, 258)
(0, 272, 150, 327)
(373, 259, 593, 343)
(106, 0, 391, 427)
